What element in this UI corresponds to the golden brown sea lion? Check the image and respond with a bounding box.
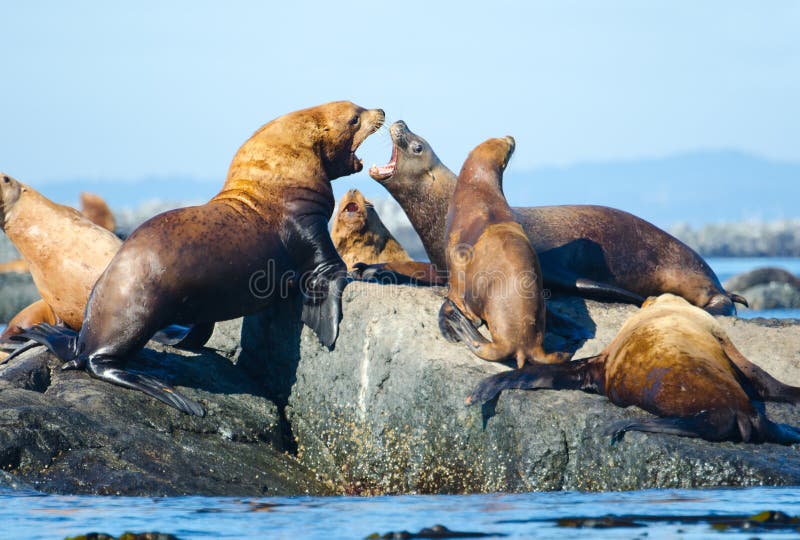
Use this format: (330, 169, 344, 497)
(0, 259, 29, 274)
(79, 192, 116, 232)
(369, 121, 746, 315)
(0, 175, 121, 331)
(0, 192, 116, 279)
(467, 294, 800, 444)
(10, 101, 384, 415)
(331, 188, 412, 269)
(439, 136, 567, 367)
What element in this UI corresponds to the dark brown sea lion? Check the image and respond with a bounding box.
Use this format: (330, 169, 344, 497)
(331, 188, 412, 269)
(10, 101, 385, 415)
(368, 121, 746, 315)
(79, 192, 116, 232)
(467, 294, 800, 444)
(439, 136, 569, 367)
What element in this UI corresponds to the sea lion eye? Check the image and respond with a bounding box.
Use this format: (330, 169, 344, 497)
(349, 115, 360, 126)
(412, 142, 423, 154)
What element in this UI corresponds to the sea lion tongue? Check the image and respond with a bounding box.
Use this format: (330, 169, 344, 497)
(369, 144, 397, 180)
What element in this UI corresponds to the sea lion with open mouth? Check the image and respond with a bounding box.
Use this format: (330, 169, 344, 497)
(369, 121, 746, 315)
(9, 101, 385, 415)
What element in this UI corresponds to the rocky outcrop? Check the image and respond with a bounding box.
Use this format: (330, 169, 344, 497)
(0, 271, 38, 323)
(724, 267, 800, 310)
(251, 283, 800, 494)
(0, 317, 330, 496)
(1, 282, 800, 496)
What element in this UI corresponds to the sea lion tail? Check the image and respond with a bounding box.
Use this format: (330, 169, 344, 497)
(0, 323, 79, 365)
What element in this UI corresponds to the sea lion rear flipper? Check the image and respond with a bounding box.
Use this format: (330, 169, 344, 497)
(0, 323, 79, 365)
(151, 323, 215, 350)
(714, 329, 800, 404)
(606, 409, 740, 444)
(541, 262, 644, 304)
(352, 262, 447, 287)
(466, 355, 605, 405)
(438, 299, 487, 345)
(85, 355, 204, 416)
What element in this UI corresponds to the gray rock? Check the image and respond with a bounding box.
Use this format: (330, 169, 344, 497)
(0, 337, 331, 496)
(246, 282, 800, 494)
(736, 282, 800, 310)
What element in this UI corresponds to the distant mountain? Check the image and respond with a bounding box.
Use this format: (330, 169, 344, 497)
(23, 150, 800, 232)
(503, 150, 800, 228)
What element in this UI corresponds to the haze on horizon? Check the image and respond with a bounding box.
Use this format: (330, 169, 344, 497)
(1, 1, 798, 226)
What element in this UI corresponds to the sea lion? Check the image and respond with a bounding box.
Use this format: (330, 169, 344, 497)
(369, 121, 746, 315)
(0, 192, 116, 278)
(10, 101, 384, 415)
(467, 294, 800, 444)
(79, 192, 116, 232)
(0, 258, 29, 274)
(439, 136, 567, 367)
(0, 175, 122, 331)
(0, 177, 211, 347)
(331, 188, 412, 269)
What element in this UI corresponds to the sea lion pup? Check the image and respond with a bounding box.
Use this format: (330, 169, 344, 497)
(332, 189, 446, 286)
(79, 192, 116, 232)
(10, 102, 384, 415)
(369, 121, 747, 315)
(467, 294, 800, 444)
(439, 136, 568, 367)
(331, 188, 413, 269)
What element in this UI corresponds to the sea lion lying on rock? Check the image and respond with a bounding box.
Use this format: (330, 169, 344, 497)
(468, 294, 800, 444)
(369, 121, 746, 315)
(8, 101, 385, 416)
(439, 136, 569, 367)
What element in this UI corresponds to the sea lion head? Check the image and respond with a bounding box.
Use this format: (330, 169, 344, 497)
(459, 136, 516, 187)
(313, 101, 385, 180)
(641, 293, 691, 310)
(333, 188, 370, 234)
(0, 174, 23, 228)
(369, 121, 446, 188)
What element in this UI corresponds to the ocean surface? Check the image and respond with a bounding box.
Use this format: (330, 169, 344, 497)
(5, 487, 800, 539)
(2, 257, 800, 539)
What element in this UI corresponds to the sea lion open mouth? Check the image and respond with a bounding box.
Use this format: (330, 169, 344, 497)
(369, 143, 397, 180)
(343, 202, 359, 213)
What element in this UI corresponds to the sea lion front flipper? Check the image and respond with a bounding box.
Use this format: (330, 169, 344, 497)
(283, 207, 350, 350)
(151, 323, 215, 350)
(301, 270, 349, 350)
(85, 355, 204, 416)
(713, 330, 800, 404)
(466, 355, 605, 405)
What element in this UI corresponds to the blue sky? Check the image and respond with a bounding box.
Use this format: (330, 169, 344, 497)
(1, 2, 798, 224)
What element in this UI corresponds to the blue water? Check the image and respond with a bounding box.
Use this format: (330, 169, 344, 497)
(5, 487, 800, 539)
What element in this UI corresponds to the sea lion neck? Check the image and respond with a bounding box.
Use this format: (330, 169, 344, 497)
(380, 161, 456, 270)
